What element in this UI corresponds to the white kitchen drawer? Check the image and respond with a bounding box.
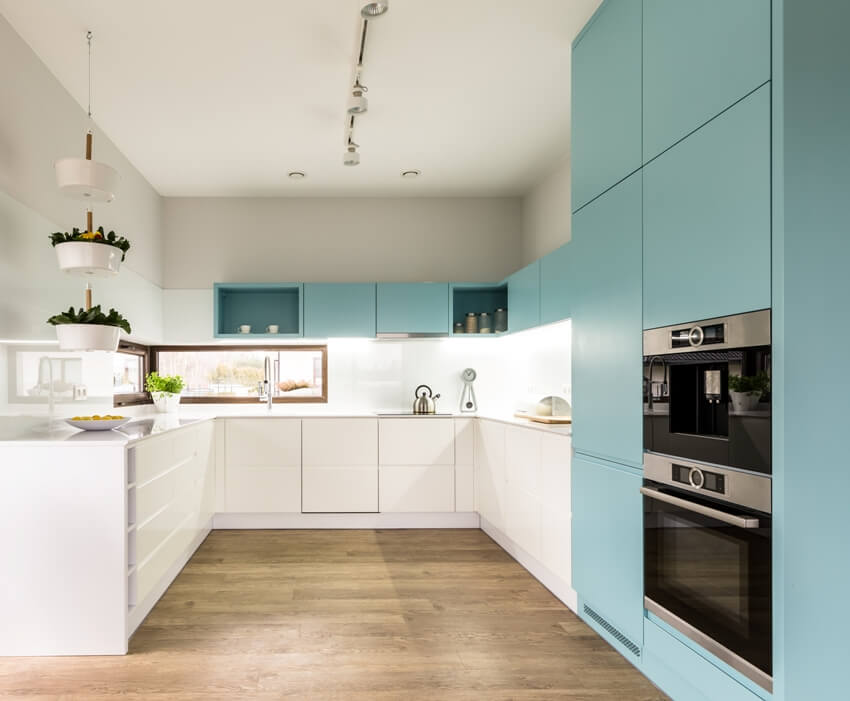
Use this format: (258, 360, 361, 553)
(302, 418, 377, 466)
(379, 418, 454, 466)
(379, 465, 454, 513)
(541, 433, 571, 514)
(302, 466, 378, 512)
(225, 418, 301, 468)
(475, 419, 506, 529)
(225, 466, 301, 513)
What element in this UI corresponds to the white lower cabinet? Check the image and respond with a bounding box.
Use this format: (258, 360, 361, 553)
(224, 418, 301, 512)
(302, 418, 378, 512)
(379, 418, 455, 512)
(474, 419, 507, 529)
(132, 421, 215, 606)
(454, 418, 475, 512)
(476, 419, 572, 590)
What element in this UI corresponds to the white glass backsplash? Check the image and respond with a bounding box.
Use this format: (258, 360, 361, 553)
(0, 320, 571, 417)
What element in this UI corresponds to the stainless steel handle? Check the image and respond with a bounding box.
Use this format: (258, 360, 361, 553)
(640, 486, 760, 528)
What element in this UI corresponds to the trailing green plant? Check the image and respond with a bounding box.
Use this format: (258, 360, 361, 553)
(728, 371, 770, 395)
(145, 372, 185, 394)
(49, 226, 131, 261)
(46, 305, 131, 334)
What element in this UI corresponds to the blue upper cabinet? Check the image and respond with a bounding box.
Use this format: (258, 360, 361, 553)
(376, 283, 449, 335)
(303, 283, 376, 338)
(571, 0, 642, 212)
(643, 0, 770, 163)
(571, 172, 643, 469)
(540, 243, 572, 325)
(643, 85, 770, 330)
(572, 454, 644, 651)
(506, 261, 540, 333)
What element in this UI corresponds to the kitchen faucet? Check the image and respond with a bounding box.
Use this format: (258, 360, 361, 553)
(258, 356, 274, 411)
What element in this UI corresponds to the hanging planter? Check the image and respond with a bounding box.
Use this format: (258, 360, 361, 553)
(50, 223, 131, 277)
(54, 32, 120, 203)
(47, 304, 132, 352)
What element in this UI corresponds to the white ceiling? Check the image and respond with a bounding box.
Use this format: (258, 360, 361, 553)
(0, 0, 600, 197)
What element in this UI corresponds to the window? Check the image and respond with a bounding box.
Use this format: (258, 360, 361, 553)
(151, 346, 327, 403)
(113, 342, 151, 406)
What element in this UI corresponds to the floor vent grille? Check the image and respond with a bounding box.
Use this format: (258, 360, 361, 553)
(583, 604, 641, 658)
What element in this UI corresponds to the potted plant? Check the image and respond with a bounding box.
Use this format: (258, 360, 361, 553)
(46, 305, 132, 351)
(49, 226, 131, 277)
(145, 372, 185, 413)
(728, 372, 769, 412)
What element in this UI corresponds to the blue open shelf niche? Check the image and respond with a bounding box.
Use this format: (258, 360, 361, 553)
(214, 283, 303, 338)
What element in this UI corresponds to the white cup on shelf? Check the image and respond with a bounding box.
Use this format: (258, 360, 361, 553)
(238, 324, 251, 334)
(266, 325, 280, 334)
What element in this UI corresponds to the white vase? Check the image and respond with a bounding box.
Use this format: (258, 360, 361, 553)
(729, 390, 761, 413)
(151, 391, 181, 414)
(55, 323, 121, 352)
(55, 241, 122, 277)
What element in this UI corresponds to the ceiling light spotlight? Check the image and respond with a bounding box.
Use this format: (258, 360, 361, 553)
(401, 170, 421, 178)
(288, 171, 306, 179)
(344, 144, 360, 166)
(361, 1, 389, 18)
(347, 84, 368, 115)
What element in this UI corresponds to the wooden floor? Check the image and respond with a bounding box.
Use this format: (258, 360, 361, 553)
(0, 530, 668, 700)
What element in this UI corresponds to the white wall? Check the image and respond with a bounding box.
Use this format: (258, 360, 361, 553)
(521, 156, 571, 264)
(163, 197, 522, 288)
(0, 15, 164, 288)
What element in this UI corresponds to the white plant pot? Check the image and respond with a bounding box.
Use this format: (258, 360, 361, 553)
(151, 391, 181, 414)
(55, 241, 122, 277)
(729, 390, 761, 413)
(55, 323, 120, 352)
(54, 157, 119, 203)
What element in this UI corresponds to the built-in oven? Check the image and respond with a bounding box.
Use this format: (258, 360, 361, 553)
(642, 453, 772, 692)
(643, 309, 771, 474)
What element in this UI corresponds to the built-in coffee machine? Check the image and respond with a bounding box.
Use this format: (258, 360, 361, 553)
(643, 309, 771, 474)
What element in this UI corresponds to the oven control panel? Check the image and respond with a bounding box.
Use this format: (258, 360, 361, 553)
(672, 463, 726, 495)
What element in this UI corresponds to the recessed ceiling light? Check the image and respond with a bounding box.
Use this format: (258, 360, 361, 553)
(288, 171, 306, 179)
(401, 170, 421, 178)
(361, 1, 389, 18)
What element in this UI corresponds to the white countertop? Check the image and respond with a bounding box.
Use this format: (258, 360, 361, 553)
(0, 408, 571, 446)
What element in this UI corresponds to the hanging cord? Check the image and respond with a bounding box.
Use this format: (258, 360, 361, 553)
(85, 31, 93, 160)
(86, 30, 92, 120)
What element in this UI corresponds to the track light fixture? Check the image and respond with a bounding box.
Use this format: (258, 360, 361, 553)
(343, 142, 360, 167)
(361, 1, 389, 18)
(347, 83, 368, 115)
(341, 1, 389, 166)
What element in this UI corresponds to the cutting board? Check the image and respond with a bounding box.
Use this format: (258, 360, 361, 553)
(514, 412, 572, 425)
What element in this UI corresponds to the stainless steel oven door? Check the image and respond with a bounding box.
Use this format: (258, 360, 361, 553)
(642, 482, 772, 691)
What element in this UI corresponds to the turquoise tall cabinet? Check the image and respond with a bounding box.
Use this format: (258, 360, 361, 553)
(571, 0, 642, 211)
(570, 173, 643, 469)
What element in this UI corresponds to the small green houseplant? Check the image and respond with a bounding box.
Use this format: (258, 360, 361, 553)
(46, 305, 132, 351)
(145, 372, 185, 413)
(728, 372, 770, 412)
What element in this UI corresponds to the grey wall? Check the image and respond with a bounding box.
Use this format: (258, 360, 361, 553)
(520, 156, 571, 264)
(163, 196, 522, 287)
(0, 15, 164, 288)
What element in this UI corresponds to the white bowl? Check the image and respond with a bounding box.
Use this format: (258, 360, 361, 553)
(65, 417, 131, 431)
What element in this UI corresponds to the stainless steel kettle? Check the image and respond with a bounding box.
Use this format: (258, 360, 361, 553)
(413, 384, 441, 414)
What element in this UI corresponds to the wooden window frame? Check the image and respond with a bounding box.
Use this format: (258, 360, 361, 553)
(149, 345, 329, 404)
(113, 341, 152, 407)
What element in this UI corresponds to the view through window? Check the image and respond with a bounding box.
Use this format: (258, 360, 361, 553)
(153, 346, 327, 402)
